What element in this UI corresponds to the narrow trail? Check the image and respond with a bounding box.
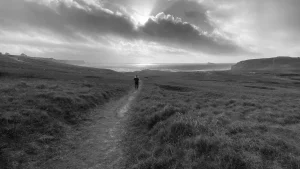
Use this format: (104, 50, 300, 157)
(39, 83, 142, 169)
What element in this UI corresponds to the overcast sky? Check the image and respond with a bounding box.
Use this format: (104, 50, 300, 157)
(1, 0, 299, 63)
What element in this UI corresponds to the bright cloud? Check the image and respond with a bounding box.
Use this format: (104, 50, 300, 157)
(0, 0, 299, 64)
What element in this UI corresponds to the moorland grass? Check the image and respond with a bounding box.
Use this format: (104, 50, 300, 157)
(0, 55, 131, 168)
(123, 71, 300, 169)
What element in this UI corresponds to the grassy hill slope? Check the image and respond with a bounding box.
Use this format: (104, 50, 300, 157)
(0, 55, 131, 168)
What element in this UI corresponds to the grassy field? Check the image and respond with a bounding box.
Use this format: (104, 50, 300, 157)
(123, 70, 300, 169)
(0, 55, 131, 168)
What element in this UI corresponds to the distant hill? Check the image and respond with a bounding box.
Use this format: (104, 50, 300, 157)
(0, 54, 119, 79)
(231, 57, 300, 72)
(56, 59, 86, 65)
(28, 57, 86, 66)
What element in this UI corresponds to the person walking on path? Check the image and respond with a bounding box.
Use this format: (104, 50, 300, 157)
(134, 75, 139, 89)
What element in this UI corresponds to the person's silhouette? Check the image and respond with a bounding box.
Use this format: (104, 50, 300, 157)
(134, 75, 139, 89)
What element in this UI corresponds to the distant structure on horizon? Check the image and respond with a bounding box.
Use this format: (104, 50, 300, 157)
(20, 53, 28, 57)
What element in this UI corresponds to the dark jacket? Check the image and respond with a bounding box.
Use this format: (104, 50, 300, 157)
(134, 77, 139, 84)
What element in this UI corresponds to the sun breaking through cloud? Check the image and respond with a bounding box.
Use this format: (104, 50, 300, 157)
(0, 0, 299, 64)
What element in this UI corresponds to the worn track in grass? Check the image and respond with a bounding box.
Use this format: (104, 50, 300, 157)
(38, 84, 142, 169)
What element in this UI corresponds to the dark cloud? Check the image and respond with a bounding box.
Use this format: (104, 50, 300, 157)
(0, 0, 252, 57)
(0, 0, 138, 40)
(160, 0, 214, 33)
(184, 11, 202, 18)
(143, 13, 199, 39)
(141, 13, 250, 55)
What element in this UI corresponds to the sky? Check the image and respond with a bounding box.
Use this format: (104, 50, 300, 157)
(1, 0, 300, 64)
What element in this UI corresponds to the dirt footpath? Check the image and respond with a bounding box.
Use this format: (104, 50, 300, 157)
(38, 85, 141, 169)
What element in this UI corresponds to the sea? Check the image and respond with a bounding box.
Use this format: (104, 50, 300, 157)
(92, 63, 234, 72)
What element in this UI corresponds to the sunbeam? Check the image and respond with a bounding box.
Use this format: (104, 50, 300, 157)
(129, 0, 157, 25)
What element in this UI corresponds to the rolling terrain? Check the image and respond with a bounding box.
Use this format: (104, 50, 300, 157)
(2, 54, 300, 169)
(123, 70, 300, 169)
(0, 54, 132, 168)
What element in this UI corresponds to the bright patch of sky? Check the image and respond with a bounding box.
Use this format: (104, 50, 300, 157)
(0, 0, 299, 64)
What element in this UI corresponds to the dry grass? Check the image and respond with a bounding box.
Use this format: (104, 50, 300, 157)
(123, 71, 300, 169)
